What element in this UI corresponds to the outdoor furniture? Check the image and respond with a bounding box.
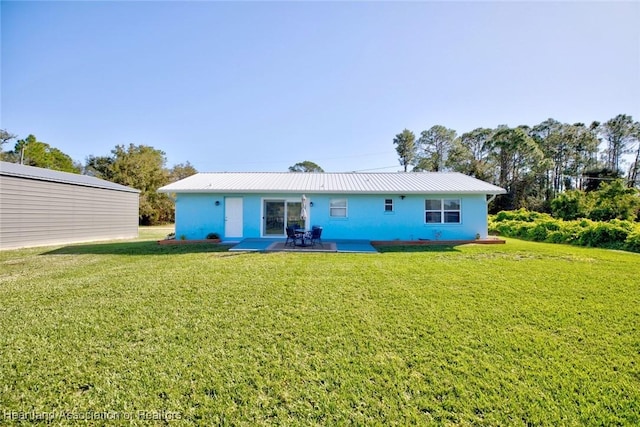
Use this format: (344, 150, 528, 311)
(294, 228, 310, 247)
(285, 227, 299, 247)
(309, 226, 323, 247)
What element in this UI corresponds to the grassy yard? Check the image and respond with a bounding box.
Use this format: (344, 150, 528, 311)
(1, 230, 639, 425)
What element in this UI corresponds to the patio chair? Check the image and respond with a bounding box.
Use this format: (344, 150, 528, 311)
(309, 226, 323, 247)
(285, 227, 299, 247)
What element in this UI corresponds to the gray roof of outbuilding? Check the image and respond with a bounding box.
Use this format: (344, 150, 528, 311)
(158, 172, 506, 195)
(0, 161, 140, 193)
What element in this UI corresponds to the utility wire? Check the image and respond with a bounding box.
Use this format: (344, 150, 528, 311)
(349, 165, 402, 172)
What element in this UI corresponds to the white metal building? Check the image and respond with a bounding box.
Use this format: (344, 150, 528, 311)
(0, 161, 139, 250)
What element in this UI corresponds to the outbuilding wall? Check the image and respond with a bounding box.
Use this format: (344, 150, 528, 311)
(0, 174, 139, 250)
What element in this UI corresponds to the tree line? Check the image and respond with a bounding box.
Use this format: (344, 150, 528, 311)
(0, 132, 329, 224)
(0, 132, 196, 225)
(3, 113, 638, 225)
(85, 145, 196, 224)
(393, 114, 640, 213)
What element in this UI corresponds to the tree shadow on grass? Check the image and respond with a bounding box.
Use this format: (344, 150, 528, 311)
(42, 241, 463, 256)
(374, 245, 461, 253)
(42, 241, 238, 256)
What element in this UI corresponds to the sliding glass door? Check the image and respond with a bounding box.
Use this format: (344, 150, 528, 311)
(287, 202, 301, 227)
(263, 200, 302, 236)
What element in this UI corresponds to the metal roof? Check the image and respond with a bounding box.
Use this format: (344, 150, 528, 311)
(158, 172, 506, 195)
(0, 161, 140, 193)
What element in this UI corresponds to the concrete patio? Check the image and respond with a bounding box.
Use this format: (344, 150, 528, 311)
(227, 238, 379, 253)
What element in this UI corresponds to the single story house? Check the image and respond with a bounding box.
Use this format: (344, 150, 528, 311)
(158, 172, 505, 242)
(0, 161, 139, 250)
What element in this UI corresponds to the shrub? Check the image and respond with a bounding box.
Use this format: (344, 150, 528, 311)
(551, 190, 591, 220)
(607, 219, 636, 232)
(490, 209, 640, 253)
(514, 222, 536, 238)
(494, 208, 551, 223)
(587, 180, 640, 221)
(550, 181, 640, 222)
(527, 220, 561, 241)
(546, 230, 567, 244)
(489, 220, 513, 236)
(528, 224, 549, 241)
(577, 222, 630, 249)
(560, 221, 591, 244)
(624, 231, 640, 253)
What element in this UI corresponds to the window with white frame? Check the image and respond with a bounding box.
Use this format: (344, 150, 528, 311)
(384, 198, 393, 212)
(425, 199, 461, 223)
(330, 198, 347, 217)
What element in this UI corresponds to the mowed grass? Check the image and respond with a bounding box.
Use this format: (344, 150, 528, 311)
(1, 230, 639, 425)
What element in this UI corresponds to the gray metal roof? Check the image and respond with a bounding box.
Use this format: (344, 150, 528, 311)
(158, 172, 506, 195)
(0, 161, 140, 193)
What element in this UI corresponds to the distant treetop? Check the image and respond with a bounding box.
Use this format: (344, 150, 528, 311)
(288, 161, 324, 172)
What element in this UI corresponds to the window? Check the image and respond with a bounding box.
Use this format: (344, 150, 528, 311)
(443, 199, 461, 223)
(384, 198, 393, 212)
(425, 199, 461, 223)
(425, 199, 442, 223)
(330, 198, 347, 217)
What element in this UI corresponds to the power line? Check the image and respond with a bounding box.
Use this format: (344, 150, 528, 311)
(577, 176, 626, 181)
(349, 165, 402, 172)
(194, 151, 396, 171)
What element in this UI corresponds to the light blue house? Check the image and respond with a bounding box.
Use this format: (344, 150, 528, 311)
(158, 172, 505, 242)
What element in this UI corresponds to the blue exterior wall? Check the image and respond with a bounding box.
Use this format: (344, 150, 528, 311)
(173, 193, 221, 240)
(174, 192, 489, 241)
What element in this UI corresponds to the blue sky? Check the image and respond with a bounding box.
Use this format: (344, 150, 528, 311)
(2, 1, 639, 172)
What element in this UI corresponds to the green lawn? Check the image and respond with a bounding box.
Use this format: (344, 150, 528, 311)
(1, 230, 639, 425)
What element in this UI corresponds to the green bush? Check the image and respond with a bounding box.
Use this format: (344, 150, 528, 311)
(560, 221, 591, 244)
(514, 222, 535, 238)
(490, 209, 640, 253)
(549, 180, 640, 222)
(588, 180, 640, 221)
(578, 223, 630, 249)
(608, 219, 636, 231)
(624, 231, 640, 252)
(527, 220, 562, 241)
(546, 230, 567, 244)
(494, 208, 550, 223)
(491, 214, 564, 243)
(551, 190, 591, 220)
(490, 221, 514, 237)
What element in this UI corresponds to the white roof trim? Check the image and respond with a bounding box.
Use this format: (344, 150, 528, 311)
(158, 172, 506, 195)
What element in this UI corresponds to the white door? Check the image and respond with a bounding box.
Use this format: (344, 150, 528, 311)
(224, 197, 243, 238)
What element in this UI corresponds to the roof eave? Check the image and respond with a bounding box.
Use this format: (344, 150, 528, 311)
(158, 189, 507, 195)
(2, 172, 141, 193)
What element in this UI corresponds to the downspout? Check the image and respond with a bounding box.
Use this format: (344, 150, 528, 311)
(486, 194, 497, 205)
